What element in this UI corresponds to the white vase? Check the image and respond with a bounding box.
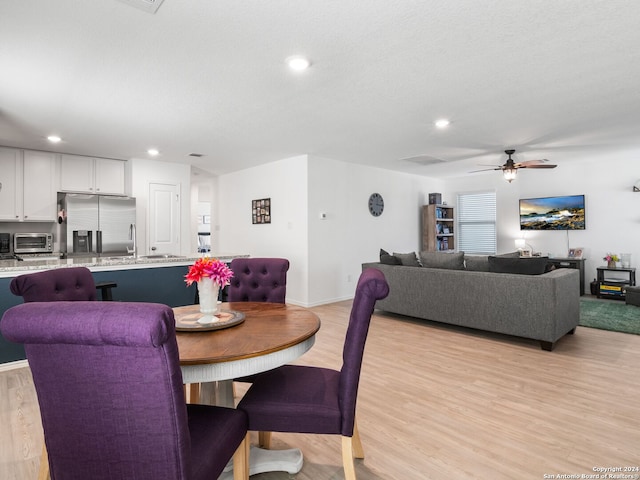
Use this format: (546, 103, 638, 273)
(197, 277, 220, 324)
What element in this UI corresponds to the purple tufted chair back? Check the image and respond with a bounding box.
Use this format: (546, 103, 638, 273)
(0, 301, 194, 480)
(227, 258, 289, 303)
(10, 266, 97, 302)
(339, 267, 389, 436)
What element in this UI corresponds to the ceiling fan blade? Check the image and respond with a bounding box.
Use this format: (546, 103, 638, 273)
(469, 166, 503, 173)
(514, 159, 549, 167)
(518, 164, 557, 169)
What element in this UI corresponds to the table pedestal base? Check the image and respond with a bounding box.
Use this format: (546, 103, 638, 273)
(196, 380, 304, 478)
(219, 446, 303, 479)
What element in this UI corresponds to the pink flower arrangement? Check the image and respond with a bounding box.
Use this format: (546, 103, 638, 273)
(603, 253, 620, 262)
(184, 257, 234, 287)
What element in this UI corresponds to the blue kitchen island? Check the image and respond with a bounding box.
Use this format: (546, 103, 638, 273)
(0, 254, 247, 364)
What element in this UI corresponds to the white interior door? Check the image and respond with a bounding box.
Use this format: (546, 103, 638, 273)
(148, 182, 180, 255)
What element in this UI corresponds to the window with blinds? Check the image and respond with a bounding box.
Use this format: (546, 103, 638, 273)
(456, 191, 497, 255)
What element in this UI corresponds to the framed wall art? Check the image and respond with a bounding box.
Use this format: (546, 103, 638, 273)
(252, 198, 271, 224)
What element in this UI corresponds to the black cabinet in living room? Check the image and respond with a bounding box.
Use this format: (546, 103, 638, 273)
(548, 257, 586, 296)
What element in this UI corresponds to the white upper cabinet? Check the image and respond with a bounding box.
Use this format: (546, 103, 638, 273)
(60, 155, 125, 195)
(23, 150, 56, 221)
(0, 148, 56, 222)
(95, 158, 125, 195)
(0, 147, 20, 221)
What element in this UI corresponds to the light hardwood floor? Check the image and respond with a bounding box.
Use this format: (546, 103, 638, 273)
(2, 300, 640, 479)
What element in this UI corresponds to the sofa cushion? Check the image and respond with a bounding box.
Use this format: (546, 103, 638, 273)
(488, 255, 549, 275)
(393, 252, 421, 267)
(418, 251, 465, 270)
(379, 249, 402, 265)
(464, 255, 490, 272)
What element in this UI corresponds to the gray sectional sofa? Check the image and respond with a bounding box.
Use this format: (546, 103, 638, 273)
(362, 251, 580, 350)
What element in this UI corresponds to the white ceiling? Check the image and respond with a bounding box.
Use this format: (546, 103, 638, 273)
(1, 0, 639, 179)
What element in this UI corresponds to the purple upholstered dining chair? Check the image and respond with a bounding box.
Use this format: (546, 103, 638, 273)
(225, 257, 290, 392)
(227, 258, 289, 303)
(0, 301, 249, 480)
(10, 266, 97, 302)
(237, 268, 389, 480)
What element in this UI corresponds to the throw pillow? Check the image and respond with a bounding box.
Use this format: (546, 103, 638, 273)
(379, 248, 402, 265)
(393, 251, 421, 267)
(418, 251, 465, 270)
(464, 255, 490, 272)
(488, 256, 549, 275)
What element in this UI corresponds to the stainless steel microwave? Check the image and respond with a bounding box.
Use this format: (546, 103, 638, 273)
(14, 233, 54, 254)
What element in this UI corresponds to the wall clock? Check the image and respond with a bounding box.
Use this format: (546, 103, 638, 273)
(368, 193, 384, 217)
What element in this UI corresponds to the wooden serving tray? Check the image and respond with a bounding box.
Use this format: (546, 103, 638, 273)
(175, 309, 245, 332)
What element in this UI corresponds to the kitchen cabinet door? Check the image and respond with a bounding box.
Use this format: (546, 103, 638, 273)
(0, 147, 20, 221)
(60, 154, 94, 192)
(95, 158, 125, 195)
(60, 155, 125, 195)
(23, 150, 56, 221)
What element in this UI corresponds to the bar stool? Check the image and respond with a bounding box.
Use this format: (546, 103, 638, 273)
(95, 281, 118, 301)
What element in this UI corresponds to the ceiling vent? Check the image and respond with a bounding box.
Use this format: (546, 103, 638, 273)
(116, 0, 165, 14)
(189, 153, 204, 157)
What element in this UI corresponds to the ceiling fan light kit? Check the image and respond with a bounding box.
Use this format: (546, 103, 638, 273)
(503, 166, 517, 182)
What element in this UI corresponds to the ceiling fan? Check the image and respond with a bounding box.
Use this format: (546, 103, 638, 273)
(471, 149, 557, 182)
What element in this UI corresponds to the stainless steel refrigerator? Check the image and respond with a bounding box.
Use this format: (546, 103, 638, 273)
(57, 193, 136, 257)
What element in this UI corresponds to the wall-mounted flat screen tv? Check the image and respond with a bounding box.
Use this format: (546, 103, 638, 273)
(519, 195, 585, 230)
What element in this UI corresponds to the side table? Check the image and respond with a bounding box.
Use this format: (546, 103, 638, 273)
(596, 266, 636, 299)
(548, 257, 586, 296)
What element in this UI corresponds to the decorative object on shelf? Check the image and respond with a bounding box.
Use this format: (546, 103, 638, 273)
(621, 253, 632, 268)
(567, 247, 584, 259)
(603, 253, 620, 268)
(368, 192, 384, 217)
(184, 257, 234, 324)
(428, 192, 442, 204)
(252, 198, 271, 224)
(515, 238, 533, 257)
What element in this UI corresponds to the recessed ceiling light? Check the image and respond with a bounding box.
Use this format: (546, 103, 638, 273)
(286, 55, 311, 71)
(435, 119, 450, 128)
(47, 135, 62, 143)
(147, 148, 159, 156)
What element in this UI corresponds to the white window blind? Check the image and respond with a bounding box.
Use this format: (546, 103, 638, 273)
(456, 191, 497, 255)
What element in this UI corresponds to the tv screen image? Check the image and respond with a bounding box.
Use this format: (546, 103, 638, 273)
(519, 195, 585, 230)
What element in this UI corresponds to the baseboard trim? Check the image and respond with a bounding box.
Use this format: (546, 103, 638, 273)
(0, 359, 29, 372)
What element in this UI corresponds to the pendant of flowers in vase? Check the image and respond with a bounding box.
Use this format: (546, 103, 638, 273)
(184, 257, 234, 324)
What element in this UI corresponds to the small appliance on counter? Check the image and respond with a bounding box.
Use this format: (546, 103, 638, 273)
(14, 233, 54, 254)
(12, 233, 60, 261)
(0, 233, 10, 254)
(0, 233, 18, 260)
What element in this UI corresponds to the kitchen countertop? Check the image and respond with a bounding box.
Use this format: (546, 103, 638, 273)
(0, 254, 249, 278)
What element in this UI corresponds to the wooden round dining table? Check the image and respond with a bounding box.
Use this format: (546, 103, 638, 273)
(174, 301, 321, 406)
(174, 301, 321, 477)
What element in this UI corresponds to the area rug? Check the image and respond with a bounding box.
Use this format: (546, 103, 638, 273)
(579, 298, 640, 335)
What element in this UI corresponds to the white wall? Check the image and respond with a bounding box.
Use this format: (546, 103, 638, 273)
(444, 152, 640, 289)
(217, 156, 309, 304)
(217, 154, 443, 306)
(307, 156, 443, 305)
(129, 157, 192, 256)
